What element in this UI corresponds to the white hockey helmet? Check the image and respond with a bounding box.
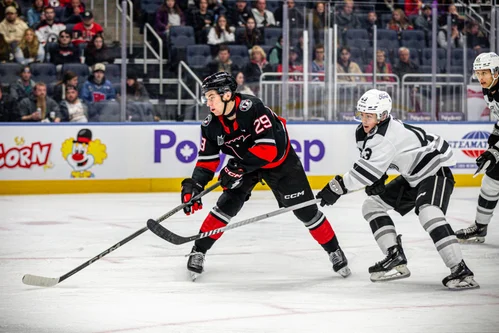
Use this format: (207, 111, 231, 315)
(473, 52, 499, 75)
(355, 89, 392, 121)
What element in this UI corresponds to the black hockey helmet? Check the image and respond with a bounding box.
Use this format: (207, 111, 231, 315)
(201, 72, 237, 99)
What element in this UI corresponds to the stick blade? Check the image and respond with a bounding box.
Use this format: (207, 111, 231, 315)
(22, 274, 60, 287)
(147, 219, 187, 245)
(473, 161, 490, 178)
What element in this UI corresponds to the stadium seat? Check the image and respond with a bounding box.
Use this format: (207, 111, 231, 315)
(349, 47, 365, 65)
(65, 24, 76, 34)
(0, 63, 22, 85)
(400, 30, 425, 50)
(451, 48, 475, 67)
(345, 29, 369, 47)
(103, 64, 121, 83)
(30, 63, 57, 83)
(61, 63, 89, 81)
(263, 27, 282, 46)
(169, 26, 196, 63)
(381, 13, 393, 27)
(422, 48, 446, 72)
(228, 45, 250, 67)
(186, 45, 212, 70)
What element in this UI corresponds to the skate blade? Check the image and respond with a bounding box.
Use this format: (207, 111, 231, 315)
(370, 265, 411, 282)
(189, 271, 201, 282)
(336, 266, 351, 278)
(457, 237, 485, 244)
(446, 276, 480, 290)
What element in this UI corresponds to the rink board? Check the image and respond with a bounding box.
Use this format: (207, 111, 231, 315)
(0, 122, 489, 194)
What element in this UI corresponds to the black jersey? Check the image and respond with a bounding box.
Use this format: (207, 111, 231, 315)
(192, 93, 290, 187)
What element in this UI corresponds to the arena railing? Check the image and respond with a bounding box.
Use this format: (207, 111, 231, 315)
(143, 23, 163, 95)
(116, 0, 133, 55)
(177, 61, 204, 121)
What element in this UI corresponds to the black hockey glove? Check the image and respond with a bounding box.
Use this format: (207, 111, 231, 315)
(316, 175, 347, 207)
(365, 174, 388, 196)
(181, 178, 204, 215)
(219, 159, 245, 190)
(488, 124, 499, 147)
(476, 147, 499, 173)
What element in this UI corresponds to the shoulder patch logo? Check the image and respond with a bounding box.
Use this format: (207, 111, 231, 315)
(240, 99, 252, 112)
(202, 114, 212, 127)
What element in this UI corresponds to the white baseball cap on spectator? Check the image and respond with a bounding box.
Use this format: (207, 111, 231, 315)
(93, 63, 106, 73)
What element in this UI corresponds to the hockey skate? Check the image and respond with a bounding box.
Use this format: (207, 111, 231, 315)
(369, 235, 411, 282)
(329, 248, 351, 278)
(442, 260, 479, 290)
(456, 223, 488, 243)
(186, 246, 205, 282)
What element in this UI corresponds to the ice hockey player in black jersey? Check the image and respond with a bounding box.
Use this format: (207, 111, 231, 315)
(181, 71, 350, 281)
(316, 88, 479, 290)
(455, 52, 499, 243)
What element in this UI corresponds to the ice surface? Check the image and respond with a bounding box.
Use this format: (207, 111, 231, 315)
(1, 188, 498, 333)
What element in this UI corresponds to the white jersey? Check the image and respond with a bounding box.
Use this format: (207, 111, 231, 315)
(483, 87, 499, 122)
(343, 116, 456, 189)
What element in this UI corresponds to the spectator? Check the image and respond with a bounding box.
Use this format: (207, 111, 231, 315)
(362, 11, 381, 39)
(312, 2, 326, 31)
(14, 28, 45, 64)
(10, 65, 36, 101)
(336, 0, 360, 37)
(49, 29, 79, 70)
(446, 3, 466, 28)
(414, 4, 432, 42)
(277, 46, 303, 81)
(393, 46, 419, 81)
(387, 8, 413, 37)
(0, 0, 21, 22)
(311, 43, 325, 81)
(47, 0, 70, 8)
(187, 0, 213, 43)
(27, 0, 45, 28)
(19, 82, 61, 122)
(208, 44, 239, 74)
(207, 14, 234, 46)
(336, 46, 364, 82)
(268, 35, 283, 66)
(243, 45, 272, 84)
(36, 6, 66, 45)
(235, 71, 255, 95)
(62, 0, 85, 24)
(0, 6, 28, 44)
(365, 49, 396, 82)
(59, 84, 88, 122)
(80, 63, 116, 103)
(404, 0, 422, 17)
(0, 32, 11, 62)
(155, 0, 185, 38)
(72, 10, 103, 46)
(84, 34, 115, 67)
(236, 16, 262, 49)
(251, 0, 276, 29)
(274, 0, 304, 27)
(228, 0, 253, 28)
(207, 0, 226, 18)
(53, 70, 79, 102)
(125, 74, 149, 102)
(465, 21, 489, 52)
(437, 18, 464, 49)
(0, 85, 19, 121)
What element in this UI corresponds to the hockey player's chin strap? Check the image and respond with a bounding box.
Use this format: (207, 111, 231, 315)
(222, 95, 237, 119)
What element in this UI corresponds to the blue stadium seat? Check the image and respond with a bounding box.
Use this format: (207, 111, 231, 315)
(0, 63, 22, 85)
(228, 45, 250, 67)
(263, 27, 282, 46)
(345, 29, 370, 47)
(400, 30, 425, 50)
(169, 26, 196, 63)
(261, 45, 272, 58)
(186, 45, 212, 69)
(381, 13, 393, 27)
(61, 63, 89, 82)
(103, 64, 121, 83)
(422, 48, 446, 72)
(65, 24, 76, 34)
(30, 63, 57, 83)
(349, 47, 364, 65)
(451, 48, 475, 67)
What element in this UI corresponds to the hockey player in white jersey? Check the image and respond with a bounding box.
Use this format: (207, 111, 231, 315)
(316, 89, 479, 290)
(455, 52, 499, 243)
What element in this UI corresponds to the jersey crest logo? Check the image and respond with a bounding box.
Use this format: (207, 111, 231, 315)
(240, 99, 252, 112)
(202, 114, 212, 127)
(217, 135, 224, 146)
(361, 148, 372, 160)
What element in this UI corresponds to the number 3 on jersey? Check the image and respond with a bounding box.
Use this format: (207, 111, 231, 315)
(254, 115, 272, 134)
(362, 148, 372, 160)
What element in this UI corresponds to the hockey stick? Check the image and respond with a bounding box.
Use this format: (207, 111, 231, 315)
(22, 181, 221, 287)
(147, 198, 322, 245)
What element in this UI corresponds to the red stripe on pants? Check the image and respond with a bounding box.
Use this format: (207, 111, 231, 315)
(309, 219, 335, 244)
(200, 213, 227, 240)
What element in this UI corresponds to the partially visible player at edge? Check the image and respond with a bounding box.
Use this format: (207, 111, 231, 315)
(180, 71, 350, 281)
(455, 52, 499, 243)
(316, 88, 479, 290)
